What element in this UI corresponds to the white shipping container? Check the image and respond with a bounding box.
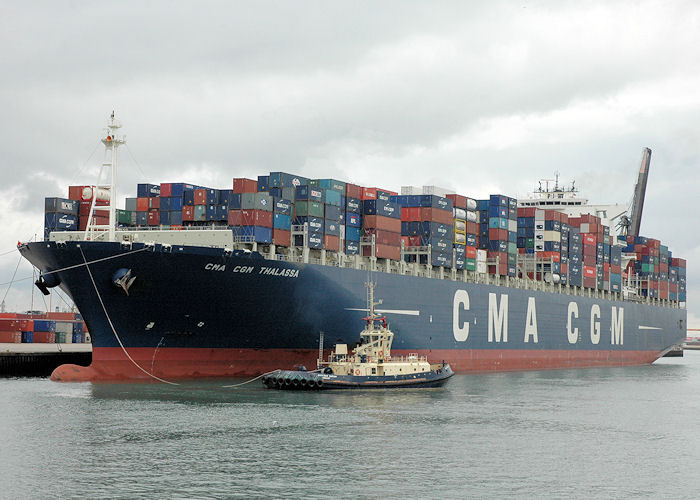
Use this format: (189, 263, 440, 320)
(535, 209, 545, 221)
(422, 185, 452, 197)
(55, 321, 73, 334)
(544, 231, 561, 242)
(453, 208, 467, 220)
(465, 211, 478, 223)
(508, 220, 517, 233)
(400, 186, 422, 195)
(476, 261, 488, 274)
(477, 249, 487, 262)
(465, 198, 478, 211)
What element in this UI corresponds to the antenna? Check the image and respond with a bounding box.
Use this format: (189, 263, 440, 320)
(85, 113, 126, 241)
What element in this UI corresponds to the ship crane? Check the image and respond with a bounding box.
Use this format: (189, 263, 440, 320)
(617, 147, 651, 238)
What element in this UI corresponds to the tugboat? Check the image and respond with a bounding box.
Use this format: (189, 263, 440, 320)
(262, 282, 454, 390)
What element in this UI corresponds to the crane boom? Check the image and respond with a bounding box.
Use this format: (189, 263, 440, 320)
(628, 147, 651, 237)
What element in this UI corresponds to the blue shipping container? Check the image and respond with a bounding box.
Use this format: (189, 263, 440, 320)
(44, 213, 78, 231)
(273, 213, 291, 230)
(345, 226, 361, 241)
(33, 320, 56, 332)
(137, 183, 161, 197)
(45, 197, 79, 215)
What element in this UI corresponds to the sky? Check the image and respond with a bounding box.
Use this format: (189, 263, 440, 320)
(0, 1, 698, 324)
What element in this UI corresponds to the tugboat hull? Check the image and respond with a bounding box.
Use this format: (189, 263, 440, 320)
(262, 364, 454, 390)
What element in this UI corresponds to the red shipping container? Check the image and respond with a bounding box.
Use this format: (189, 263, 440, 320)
(363, 215, 401, 233)
(182, 206, 195, 221)
(68, 185, 85, 201)
(560, 213, 569, 225)
(148, 197, 160, 210)
(465, 222, 479, 234)
(0, 319, 20, 331)
(79, 214, 108, 231)
(583, 254, 596, 266)
(233, 178, 258, 194)
(446, 194, 467, 209)
(273, 229, 291, 247)
(537, 251, 561, 263)
(160, 183, 172, 197)
(560, 263, 568, 274)
(33, 332, 56, 343)
(419, 208, 452, 225)
(603, 263, 610, 273)
(363, 229, 401, 246)
(583, 277, 596, 288)
(544, 210, 559, 221)
(345, 183, 362, 199)
(582, 234, 597, 245)
(323, 235, 340, 251)
(240, 209, 272, 228)
(136, 197, 149, 211)
(489, 228, 507, 241)
(401, 207, 420, 222)
(360, 187, 377, 200)
(465, 246, 477, 259)
(518, 207, 536, 217)
(362, 244, 400, 260)
(46, 312, 74, 320)
(568, 217, 581, 228)
(228, 210, 242, 226)
(148, 211, 160, 226)
(194, 189, 207, 205)
(79, 201, 107, 216)
(0, 313, 18, 318)
(583, 265, 596, 278)
(582, 244, 597, 257)
(408, 236, 422, 247)
(0, 331, 21, 343)
(611, 264, 621, 274)
(400, 236, 411, 247)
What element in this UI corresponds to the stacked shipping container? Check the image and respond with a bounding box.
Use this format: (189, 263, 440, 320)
(42, 174, 685, 303)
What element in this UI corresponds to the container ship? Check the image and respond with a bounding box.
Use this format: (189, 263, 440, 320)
(18, 116, 687, 382)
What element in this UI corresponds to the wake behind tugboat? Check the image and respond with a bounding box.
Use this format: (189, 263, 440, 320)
(262, 282, 454, 390)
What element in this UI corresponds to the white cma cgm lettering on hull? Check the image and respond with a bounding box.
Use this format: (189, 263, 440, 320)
(453, 290, 625, 345)
(567, 301, 624, 345)
(203, 263, 299, 278)
(452, 290, 538, 343)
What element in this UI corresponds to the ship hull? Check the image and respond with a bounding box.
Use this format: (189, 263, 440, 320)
(20, 241, 686, 381)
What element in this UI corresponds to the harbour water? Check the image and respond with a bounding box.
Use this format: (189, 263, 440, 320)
(2, 352, 700, 499)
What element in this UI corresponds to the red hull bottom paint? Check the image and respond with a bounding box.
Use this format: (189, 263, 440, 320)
(50, 347, 664, 382)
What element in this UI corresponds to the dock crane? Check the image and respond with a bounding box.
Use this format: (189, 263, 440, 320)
(617, 147, 651, 238)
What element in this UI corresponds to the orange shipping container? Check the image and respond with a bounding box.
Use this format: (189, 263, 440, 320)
(362, 215, 401, 233)
(0, 331, 21, 343)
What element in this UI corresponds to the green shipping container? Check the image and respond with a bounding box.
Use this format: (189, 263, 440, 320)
(507, 242, 517, 254)
(117, 209, 132, 224)
(55, 332, 66, 344)
(526, 237, 535, 248)
(295, 201, 324, 218)
(464, 258, 477, 271)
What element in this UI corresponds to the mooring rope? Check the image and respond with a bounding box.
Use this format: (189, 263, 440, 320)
(79, 247, 179, 386)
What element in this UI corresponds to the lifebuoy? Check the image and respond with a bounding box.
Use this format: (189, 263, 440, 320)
(378, 350, 383, 358)
(354, 369, 361, 376)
